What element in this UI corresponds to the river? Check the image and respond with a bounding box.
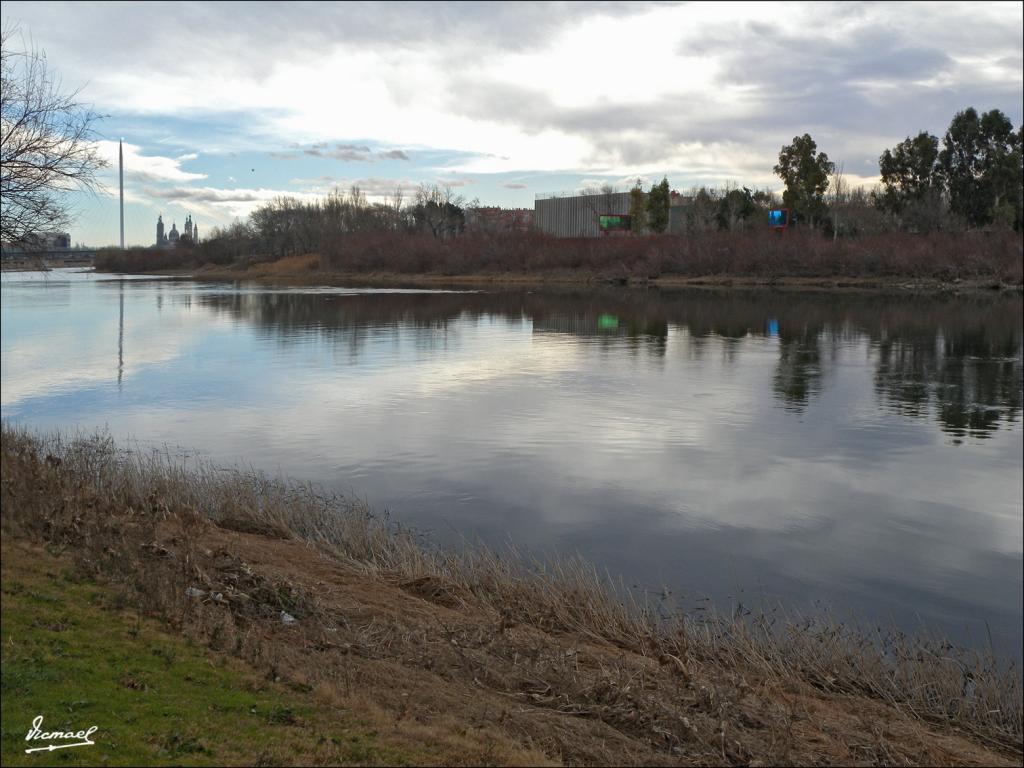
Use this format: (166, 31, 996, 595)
(2, 269, 1022, 658)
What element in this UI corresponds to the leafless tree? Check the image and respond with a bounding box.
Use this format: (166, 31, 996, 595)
(830, 162, 847, 241)
(686, 186, 719, 233)
(413, 183, 465, 239)
(720, 181, 744, 232)
(578, 183, 622, 235)
(463, 196, 492, 233)
(1, 23, 107, 247)
(388, 185, 404, 231)
(581, 182, 617, 211)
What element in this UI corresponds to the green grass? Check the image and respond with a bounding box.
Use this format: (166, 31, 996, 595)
(0, 542, 417, 766)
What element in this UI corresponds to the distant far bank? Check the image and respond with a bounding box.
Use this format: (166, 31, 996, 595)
(93, 229, 1023, 293)
(128, 264, 1023, 295)
(1, 256, 95, 272)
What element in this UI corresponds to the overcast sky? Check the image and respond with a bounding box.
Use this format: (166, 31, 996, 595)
(5, 0, 1022, 246)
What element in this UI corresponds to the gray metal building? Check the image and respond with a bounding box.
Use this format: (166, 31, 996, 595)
(534, 191, 632, 237)
(669, 205, 688, 235)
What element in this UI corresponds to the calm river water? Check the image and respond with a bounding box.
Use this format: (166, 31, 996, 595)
(2, 269, 1022, 657)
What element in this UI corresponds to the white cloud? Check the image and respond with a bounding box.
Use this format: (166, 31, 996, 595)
(141, 185, 322, 219)
(95, 141, 207, 184)
(4, 0, 1020, 237)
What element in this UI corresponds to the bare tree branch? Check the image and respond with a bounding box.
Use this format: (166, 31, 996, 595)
(1, 22, 108, 247)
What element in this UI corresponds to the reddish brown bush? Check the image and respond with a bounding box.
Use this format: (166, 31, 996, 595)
(94, 246, 200, 272)
(98, 229, 1023, 284)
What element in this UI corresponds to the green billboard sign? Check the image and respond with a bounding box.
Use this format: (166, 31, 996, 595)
(598, 214, 631, 232)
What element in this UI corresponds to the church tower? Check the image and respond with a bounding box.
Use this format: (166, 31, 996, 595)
(156, 214, 166, 247)
(184, 213, 193, 241)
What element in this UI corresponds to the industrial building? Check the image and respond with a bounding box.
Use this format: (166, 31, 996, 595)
(1, 232, 71, 258)
(534, 190, 632, 237)
(464, 207, 534, 233)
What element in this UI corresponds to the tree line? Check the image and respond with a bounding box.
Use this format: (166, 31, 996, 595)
(191, 102, 1021, 264)
(192, 183, 472, 264)
(2, 15, 1020, 254)
(775, 107, 1022, 235)
(550, 105, 1022, 239)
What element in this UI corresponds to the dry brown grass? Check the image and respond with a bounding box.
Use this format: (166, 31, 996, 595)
(245, 253, 323, 276)
(2, 423, 1021, 765)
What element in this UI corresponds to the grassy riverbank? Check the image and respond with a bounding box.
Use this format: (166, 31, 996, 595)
(1, 541, 430, 766)
(1, 424, 1021, 766)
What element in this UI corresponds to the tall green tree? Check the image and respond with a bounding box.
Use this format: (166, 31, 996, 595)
(875, 132, 941, 215)
(716, 185, 756, 231)
(628, 180, 648, 234)
(1002, 125, 1023, 230)
(987, 122, 1023, 230)
(938, 107, 1022, 229)
(646, 176, 670, 233)
(773, 134, 834, 229)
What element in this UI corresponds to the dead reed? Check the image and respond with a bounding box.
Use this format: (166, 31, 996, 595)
(1, 422, 1020, 755)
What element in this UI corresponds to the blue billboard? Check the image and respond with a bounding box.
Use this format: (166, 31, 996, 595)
(768, 209, 789, 228)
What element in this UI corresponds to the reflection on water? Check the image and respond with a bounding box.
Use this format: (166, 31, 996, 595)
(189, 286, 1022, 439)
(875, 326, 1022, 439)
(2, 270, 1022, 659)
(117, 280, 125, 390)
(774, 328, 824, 411)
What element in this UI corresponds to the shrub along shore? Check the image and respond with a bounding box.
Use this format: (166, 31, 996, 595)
(94, 229, 1024, 291)
(1, 424, 1021, 765)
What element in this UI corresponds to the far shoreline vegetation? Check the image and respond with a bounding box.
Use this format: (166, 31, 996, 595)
(2, 424, 1022, 766)
(94, 229, 1023, 291)
(93, 107, 1023, 291)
